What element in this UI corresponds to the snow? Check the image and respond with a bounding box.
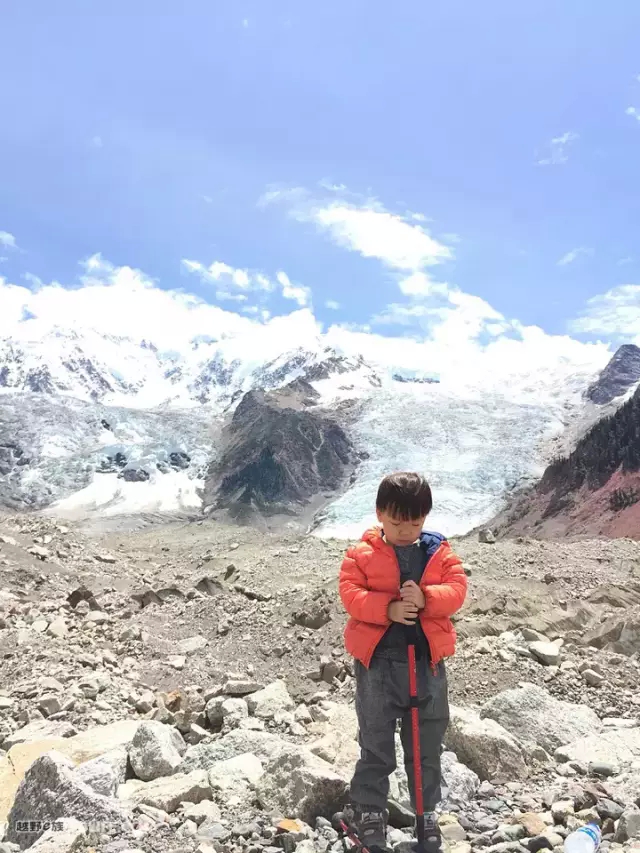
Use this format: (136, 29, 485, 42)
(47, 471, 203, 518)
(0, 311, 621, 536)
(313, 379, 586, 540)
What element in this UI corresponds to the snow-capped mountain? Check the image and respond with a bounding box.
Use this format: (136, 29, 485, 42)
(1, 320, 631, 536)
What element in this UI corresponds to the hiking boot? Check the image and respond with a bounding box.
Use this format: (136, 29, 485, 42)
(345, 804, 389, 851)
(421, 813, 442, 853)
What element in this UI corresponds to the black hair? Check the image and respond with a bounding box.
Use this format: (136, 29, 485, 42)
(376, 471, 433, 521)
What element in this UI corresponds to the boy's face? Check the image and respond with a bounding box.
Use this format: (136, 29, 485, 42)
(376, 510, 426, 547)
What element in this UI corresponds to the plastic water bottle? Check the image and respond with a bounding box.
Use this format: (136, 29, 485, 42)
(564, 823, 602, 853)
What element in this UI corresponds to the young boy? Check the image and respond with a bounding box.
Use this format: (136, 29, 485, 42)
(339, 472, 467, 853)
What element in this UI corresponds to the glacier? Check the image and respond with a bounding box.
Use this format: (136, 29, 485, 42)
(0, 317, 612, 536)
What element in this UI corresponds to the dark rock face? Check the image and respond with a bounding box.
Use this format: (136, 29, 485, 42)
(190, 355, 240, 403)
(204, 380, 359, 519)
(587, 344, 640, 405)
(120, 467, 150, 482)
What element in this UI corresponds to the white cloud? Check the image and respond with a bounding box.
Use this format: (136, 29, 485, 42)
(183, 257, 312, 309)
(618, 256, 634, 266)
(277, 270, 311, 307)
(304, 203, 452, 272)
(0, 231, 17, 249)
(557, 247, 594, 266)
(0, 254, 258, 350)
(570, 284, 640, 343)
(325, 299, 341, 310)
(536, 131, 579, 166)
(182, 258, 273, 293)
(398, 271, 447, 297)
(242, 17, 249, 27)
(215, 290, 248, 303)
(626, 106, 640, 122)
(91, 136, 104, 148)
(0, 246, 615, 405)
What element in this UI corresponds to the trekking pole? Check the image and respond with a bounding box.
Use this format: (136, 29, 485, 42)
(332, 813, 374, 853)
(406, 624, 425, 853)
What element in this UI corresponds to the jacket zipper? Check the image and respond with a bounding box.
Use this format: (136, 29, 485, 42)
(383, 537, 440, 676)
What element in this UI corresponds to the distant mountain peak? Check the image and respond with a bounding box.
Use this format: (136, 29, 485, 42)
(587, 343, 640, 405)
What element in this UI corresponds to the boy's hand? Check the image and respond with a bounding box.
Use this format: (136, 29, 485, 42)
(401, 580, 426, 609)
(388, 600, 419, 625)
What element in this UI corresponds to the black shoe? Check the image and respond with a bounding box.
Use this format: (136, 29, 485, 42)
(420, 814, 442, 853)
(344, 804, 390, 852)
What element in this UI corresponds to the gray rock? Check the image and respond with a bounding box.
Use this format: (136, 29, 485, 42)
(128, 721, 185, 781)
(208, 753, 264, 809)
(441, 823, 467, 843)
(47, 618, 68, 640)
(481, 684, 601, 754)
(440, 752, 480, 805)
(614, 809, 640, 843)
(445, 706, 528, 781)
(223, 679, 263, 696)
(246, 680, 295, 720)
(181, 729, 285, 771)
(596, 799, 625, 822)
(582, 670, 605, 688)
(256, 745, 348, 824)
(177, 636, 208, 655)
(479, 530, 496, 544)
(26, 818, 85, 852)
(589, 762, 617, 777)
(220, 698, 249, 729)
(117, 769, 211, 813)
(555, 726, 640, 769)
(74, 748, 127, 797)
(6, 751, 130, 850)
(182, 800, 221, 824)
(529, 642, 560, 667)
(3, 720, 77, 750)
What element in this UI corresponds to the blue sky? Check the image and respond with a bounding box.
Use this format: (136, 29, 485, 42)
(2, 0, 640, 347)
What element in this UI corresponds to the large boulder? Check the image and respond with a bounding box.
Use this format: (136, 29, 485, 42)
(26, 818, 86, 853)
(117, 769, 211, 813)
(208, 753, 264, 810)
(67, 720, 140, 764)
(0, 739, 75, 823)
(6, 751, 130, 850)
(256, 745, 348, 823)
(554, 727, 640, 771)
(481, 684, 601, 754)
(74, 747, 127, 797)
(246, 680, 295, 719)
(2, 720, 77, 750)
(584, 614, 640, 657)
(445, 706, 528, 781)
(614, 809, 640, 843)
(128, 721, 185, 781)
(181, 729, 284, 771)
(308, 703, 360, 779)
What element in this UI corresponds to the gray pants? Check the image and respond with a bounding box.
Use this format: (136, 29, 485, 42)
(350, 654, 449, 813)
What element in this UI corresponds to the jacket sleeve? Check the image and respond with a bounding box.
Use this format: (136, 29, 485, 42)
(339, 546, 394, 626)
(422, 545, 467, 618)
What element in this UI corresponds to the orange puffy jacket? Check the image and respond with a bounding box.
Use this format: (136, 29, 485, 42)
(339, 527, 467, 668)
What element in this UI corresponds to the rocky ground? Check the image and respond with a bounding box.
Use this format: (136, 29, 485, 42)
(0, 513, 640, 853)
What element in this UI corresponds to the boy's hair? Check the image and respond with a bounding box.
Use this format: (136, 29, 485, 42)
(376, 471, 433, 520)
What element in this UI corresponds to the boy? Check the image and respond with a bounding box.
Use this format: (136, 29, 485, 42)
(339, 472, 467, 853)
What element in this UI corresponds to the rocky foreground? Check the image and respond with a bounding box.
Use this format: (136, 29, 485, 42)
(0, 515, 639, 853)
